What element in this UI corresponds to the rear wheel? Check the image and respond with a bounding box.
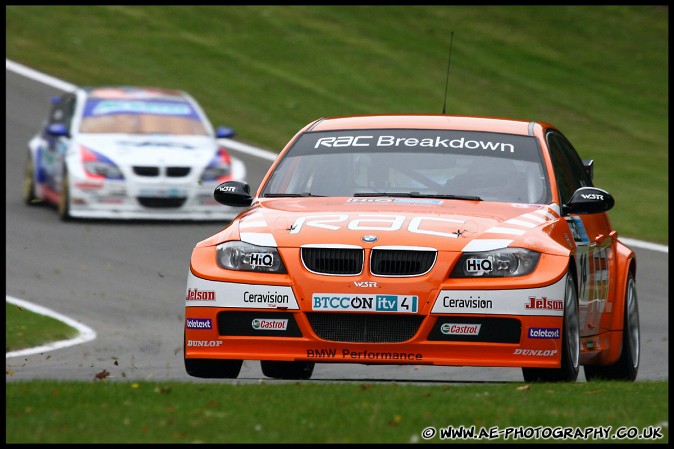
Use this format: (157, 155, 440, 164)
(522, 271, 580, 382)
(57, 169, 72, 221)
(23, 154, 39, 205)
(184, 358, 243, 379)
(260, 361, 315, 380)
(585, 271, 639, 381)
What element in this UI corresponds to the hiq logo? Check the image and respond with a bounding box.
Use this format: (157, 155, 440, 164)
(186, 318, 212, 330)
(465, 257, 492, 274)
(249, 252, 274, 267)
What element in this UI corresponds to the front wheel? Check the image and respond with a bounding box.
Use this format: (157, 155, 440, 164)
(585, 270, 639, 382)
(57, 168, 72, 221)
(522, 271, 580, 382)
(185, 358, 243, 379)
(23, 154, 39, 205)
(260, 361, 315, 380)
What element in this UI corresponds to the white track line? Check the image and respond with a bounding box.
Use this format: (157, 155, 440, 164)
(6, 295, 97, 358)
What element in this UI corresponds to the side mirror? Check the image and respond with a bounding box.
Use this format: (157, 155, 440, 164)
(215, 126, 236, 139)
(46, 123, 69, 137)
(562, 186, 614, 215)
(582, 159, 594, 181)
(214, 181, 253, 207)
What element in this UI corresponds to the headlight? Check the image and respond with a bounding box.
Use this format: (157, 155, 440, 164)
(80, 145, 124, 180)
(450, 248, 540, 278)
(83, 160, 124, 179)
(216, 241, 287, 273)
(200, 147, 232, 182)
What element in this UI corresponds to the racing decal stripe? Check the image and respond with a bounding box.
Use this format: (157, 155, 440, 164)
(483, 227, 526, 236)
(534, 209, 558, 221)
(462, 239, 513, 252)
(185, 271, 298, 309)
(301, 243, 362, 249)
(242, 211, 264, 221)
(520, 213, 546, 224)
(504, 219, 538, 228)
(239, 220, 268, 229)
(547, 203, 561, 216)
(432, 275, 566, 316)
(240, 232, 277, 247)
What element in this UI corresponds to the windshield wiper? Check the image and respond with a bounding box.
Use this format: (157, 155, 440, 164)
(263, 192, 326, 198)
(353, 192, 482, 201)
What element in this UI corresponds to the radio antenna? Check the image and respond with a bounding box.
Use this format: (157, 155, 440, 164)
(442, 31, 454, 115)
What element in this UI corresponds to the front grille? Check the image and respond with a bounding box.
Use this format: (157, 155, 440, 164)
(371, 249, 436, 276)
(301, 247, 363, 275)
(132, 166, 191, 177)
(167, 166, 191, 177)
(306, 312, 424, 343)
(137, 197, 187, 208)
(133, 166, 159, 177)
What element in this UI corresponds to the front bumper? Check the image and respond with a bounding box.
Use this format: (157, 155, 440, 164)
(184, 271, 568, 369)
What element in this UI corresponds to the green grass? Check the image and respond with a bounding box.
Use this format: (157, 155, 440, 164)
(5, 5, 668, 244)
(5, 6, 669, 444)
(5, 380, 669, 443)
(5, 302, 79, 353)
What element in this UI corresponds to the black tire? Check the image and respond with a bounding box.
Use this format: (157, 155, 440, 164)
(260, 361, 315, 380)
(23, 154, 39, 205)
(522, 271, 580, 382)
(57, 168, 72, 221)
(185, 358, 243, 379)
(584, 271, 639, 382)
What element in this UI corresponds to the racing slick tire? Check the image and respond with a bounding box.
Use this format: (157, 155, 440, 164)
(584, 270, 640, 382)
(23, 154, 39, 205)
(184, 358, 243, 379)
(57, 168, 73, 221)
(522, 271, 580, 383)
(260, 361, 315, 380)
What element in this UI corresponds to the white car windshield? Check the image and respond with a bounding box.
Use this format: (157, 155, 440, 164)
(79, 98, 209, 135)
(262, 129, 550, 204)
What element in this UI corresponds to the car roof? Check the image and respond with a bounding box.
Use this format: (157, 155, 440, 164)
(81, 86, 190, 101)
(307, 114, 549, 136)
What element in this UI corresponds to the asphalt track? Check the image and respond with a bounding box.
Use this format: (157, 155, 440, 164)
(5, 61, 669, 384)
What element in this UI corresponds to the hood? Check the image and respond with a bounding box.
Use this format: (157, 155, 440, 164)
(75, 134, 217, 166)
(234, 197, 562, 253)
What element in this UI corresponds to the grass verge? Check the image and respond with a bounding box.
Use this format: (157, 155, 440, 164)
(5, 380, 669, 443)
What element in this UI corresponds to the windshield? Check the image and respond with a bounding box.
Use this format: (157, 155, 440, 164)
(79, 98, 209, 135)
(262, 129, 550, 204)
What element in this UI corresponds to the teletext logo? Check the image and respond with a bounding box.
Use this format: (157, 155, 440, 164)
(528, 327, 560, 339)
(186, 318, 212, 330)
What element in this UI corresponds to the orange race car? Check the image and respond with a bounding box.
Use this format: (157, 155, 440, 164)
(183, 114, 639, 383)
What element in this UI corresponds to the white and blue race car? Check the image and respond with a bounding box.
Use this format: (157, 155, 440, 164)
(23, 86, 246, 221)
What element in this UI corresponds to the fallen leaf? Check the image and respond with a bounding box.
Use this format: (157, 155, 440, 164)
(95, 369, 110, 380)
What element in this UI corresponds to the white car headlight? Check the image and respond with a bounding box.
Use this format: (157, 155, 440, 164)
(450, 248, 540, 278)
(83, 160, 124, 179)
(216, 241, 287, 273)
